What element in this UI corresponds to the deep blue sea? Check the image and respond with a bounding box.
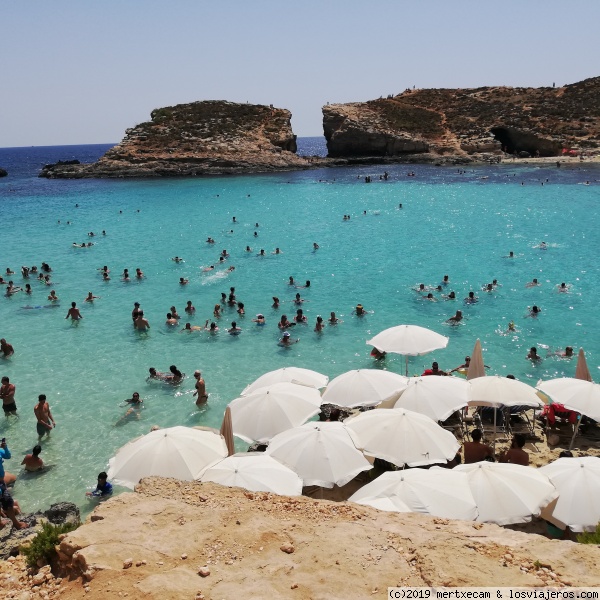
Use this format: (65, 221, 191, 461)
(0, 139, 599, 514)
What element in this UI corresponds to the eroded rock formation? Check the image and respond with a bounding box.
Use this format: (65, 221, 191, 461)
(323, 77, 600, 160)
(40, 101, 310, 178)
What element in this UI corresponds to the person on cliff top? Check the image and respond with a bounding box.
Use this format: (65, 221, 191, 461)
(86, 472, 113, 498)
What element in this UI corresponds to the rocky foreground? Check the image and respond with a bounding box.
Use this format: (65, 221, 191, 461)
(39, 101, 311, 179)
(1, 479, 594, 600)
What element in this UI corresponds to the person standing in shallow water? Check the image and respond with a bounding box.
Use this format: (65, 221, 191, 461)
(193, 371, 208, 406)
(34, 394, 55, 439)
(1, 376, 17, 416)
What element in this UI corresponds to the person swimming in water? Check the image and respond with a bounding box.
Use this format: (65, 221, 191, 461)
(328, 312, 341, 324)
(446, 310, 463, 324)
(528, 305, 541, 317)
(525, 278, 540, 288)
(278, 315, 294, 329)
(557, 282, 570, 293)
(443, 291, 456, 300)
(464, 291, 478, 304)
(278, 331, 299, 346)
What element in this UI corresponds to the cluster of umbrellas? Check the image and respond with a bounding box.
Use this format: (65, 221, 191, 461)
(107, 324, 599, 532)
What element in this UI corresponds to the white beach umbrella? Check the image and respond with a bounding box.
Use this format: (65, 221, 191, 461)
(200, 452, 303, 496)
(536, 378, 600, 421)
(393, 376, 470, 422)
(241, 367, 329, 396)
(344, 408, 460, 467)
(466, 339, 486, 380)
(349, 467, 478, 520)
(455, 462, 557, 526)
(108, 426, 228, 489)
(366, 325, 449, 375)
(539, 456, 600, 532)
(228, 382, 322, 443)
(321, 369, 409, 409)
(468, 375, 543, 408)
(266, 421, 371, 488)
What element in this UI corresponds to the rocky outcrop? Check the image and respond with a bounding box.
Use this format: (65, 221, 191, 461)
(0, 502, 80, 559)
(40, 101, 310, 178)
(52, 479, 600, 599)
(0, 167, 8, 177)
(323, 77, 600, 160)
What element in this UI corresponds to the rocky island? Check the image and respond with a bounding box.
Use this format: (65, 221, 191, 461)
(40, 101, 311, 178)
(323, 76, 600, 163)
(39, 78, 600, 179)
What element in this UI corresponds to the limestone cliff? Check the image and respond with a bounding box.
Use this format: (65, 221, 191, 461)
(49, 479, 600, 600)
(323, 77, 600, 160)
(40, 101, 310, 178)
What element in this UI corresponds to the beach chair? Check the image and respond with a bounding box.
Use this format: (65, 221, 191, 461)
(439, 410, 466, 440)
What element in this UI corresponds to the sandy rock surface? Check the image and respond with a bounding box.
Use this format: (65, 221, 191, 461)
(40, 478, 600, 600)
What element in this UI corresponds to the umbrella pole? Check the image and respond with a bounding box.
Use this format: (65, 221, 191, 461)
(492, 407, 497, 454)
(405, 355, 409, 377)
(569, 418, 581, 450)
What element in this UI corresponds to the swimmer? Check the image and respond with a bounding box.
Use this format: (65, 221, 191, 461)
(102, 272, 110, 281)
(1, 339, 14, 357)
(295, 280, 311, 289)
(413, 283, 426, 293)
(237, 302, 245, 315)
(245, 246, 252, 252)
(370, 347, 386, 360)
(214, 304, 221, 318)
(98, 265, 109, 275)
(525, 278, 540, 288)
(313, 242, 319, 250)
(314, 316, 324, 332)
(84, 292, 100, 303)
(171, 256, 184, 263)
(170, 306, 181, 319)
(278, 331, 299, 346)
(442, 275, 449, 285)
(168, 365, 184, 384)
(446, 310, 463, 324)
(179, 277, 189, 285)
(450, 356, 471, 373)
(226, 266, 235, 272)
(135, 268, 144, 279)
(65, 302, 83, 321)
(443, 291, 456, 300)
(180, 322, 202, 332)
(120, 392, 143, 420)
(294, 309, 307, 323)
(185, 300, 196, 314)
(272, 248, 282, 255)
(166, 313, 178, 326)
(504, 251, 515, 258)
(272, 297, 280, 308)
(464, 291, 478, 304)
(220, 249, 229, 258)
(253, 314, 266, 325)
(122, 269, 130, 281)
(482, 283, 494, 292)
(527, 347, 541, 361)
(147, 368, 169, 381)
(206, 237, 215, 244)
(328, 312, 341, 324)
(253, 231, 258, 237)
(288, 276, 295, 286)
(528, 305, 541, 317)
(134, 311, 150, 331)
(203, 265, 215, 272)
(227, 321, 242, 335)
(5, 268, 14, 276)
(278, 315, 294, 329)
(5, 282, 21, 296)
(257, 249, 265, 256)
(294, 293, 305, 305)
(353, 304, 367, 316)
(507, 321, 517, 332)
(422, 293, 437, 302)
(557, 282, 570, 293)
(560, 346, 574, 357)
(537, 242, 548, 250)
(206, 321, 219, 333)
(24, 284, 32, 294)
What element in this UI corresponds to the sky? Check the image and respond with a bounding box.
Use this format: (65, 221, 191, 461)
(2, 0, 600, 147)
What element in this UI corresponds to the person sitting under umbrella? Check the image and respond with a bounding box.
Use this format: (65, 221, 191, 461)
(498, 434, 529, 466)
(462, 429, 494, 464)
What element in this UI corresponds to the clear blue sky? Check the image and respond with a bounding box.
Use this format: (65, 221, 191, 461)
(2, 0, 599, 147)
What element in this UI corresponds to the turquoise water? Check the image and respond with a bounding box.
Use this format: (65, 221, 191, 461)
(1, 145, 599, 515)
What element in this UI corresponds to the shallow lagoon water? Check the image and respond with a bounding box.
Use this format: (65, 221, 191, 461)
(0, 143, 599, 514)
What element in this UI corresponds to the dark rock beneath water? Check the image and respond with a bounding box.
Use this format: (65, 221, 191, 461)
(0, 168, 8, 177)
